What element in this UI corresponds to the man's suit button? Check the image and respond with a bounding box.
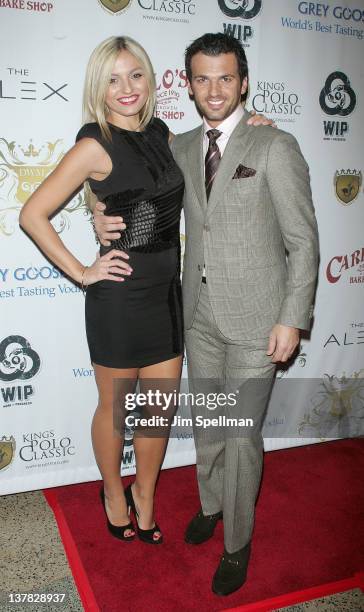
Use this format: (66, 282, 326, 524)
(204, 224, 210, 232)
(197, 264, 201, 271)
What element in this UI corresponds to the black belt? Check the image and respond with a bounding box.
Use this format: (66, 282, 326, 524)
(201, 276, 207, 284)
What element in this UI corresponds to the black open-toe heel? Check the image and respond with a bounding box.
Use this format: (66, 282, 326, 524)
(100, 488, 135, 541)
(124, 483, 163, 544)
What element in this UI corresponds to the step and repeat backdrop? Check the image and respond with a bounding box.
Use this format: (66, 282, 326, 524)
(0, 0, 363, 494)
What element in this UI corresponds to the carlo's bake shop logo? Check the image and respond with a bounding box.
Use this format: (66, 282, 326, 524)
(0, 435, 16, 472)
(0, 3, 54, 13)
(326, 247, 364, 285)
(334, 169, 362, 206)
(98, 0, 133, 13)
(0, 138, 88, 236)
(156, 68, 188, 122)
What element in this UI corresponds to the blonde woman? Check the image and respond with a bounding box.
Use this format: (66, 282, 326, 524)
(20, 36, 185, 544)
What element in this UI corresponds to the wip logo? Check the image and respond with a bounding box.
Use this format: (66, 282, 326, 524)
(320, 72, 356, 141)
(98, 0, 132, 13)
(319, 71, 356, 116)
(218, 0, 262, 19)
(0, 336, 40, 382)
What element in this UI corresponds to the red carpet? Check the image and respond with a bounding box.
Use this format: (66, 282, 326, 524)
(44, 438, 364, 612)
(224, 571, 364, 611)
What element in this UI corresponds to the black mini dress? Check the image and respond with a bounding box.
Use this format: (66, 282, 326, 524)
(76, 118, 184, 368)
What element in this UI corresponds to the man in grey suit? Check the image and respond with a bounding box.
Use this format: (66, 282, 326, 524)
(94, 33, 319, 596)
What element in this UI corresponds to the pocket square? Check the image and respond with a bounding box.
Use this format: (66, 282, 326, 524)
(232, 164, 256, 179)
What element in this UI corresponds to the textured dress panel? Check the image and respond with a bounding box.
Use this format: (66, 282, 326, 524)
(76, 118, 184, 368)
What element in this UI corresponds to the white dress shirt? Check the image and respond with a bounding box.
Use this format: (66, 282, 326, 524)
(203, 103, 245, 169)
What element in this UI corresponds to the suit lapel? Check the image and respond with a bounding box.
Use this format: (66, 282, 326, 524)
(206, 112, 255, 220)
(187, 125, 207, 212)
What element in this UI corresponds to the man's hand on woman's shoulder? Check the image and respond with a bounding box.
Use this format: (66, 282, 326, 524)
(247, 110, 277, 128)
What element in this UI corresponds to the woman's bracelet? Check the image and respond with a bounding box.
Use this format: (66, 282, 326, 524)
(80, 266, 88, 295)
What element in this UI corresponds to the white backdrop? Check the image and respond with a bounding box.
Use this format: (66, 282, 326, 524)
(1, 0, 363, 494)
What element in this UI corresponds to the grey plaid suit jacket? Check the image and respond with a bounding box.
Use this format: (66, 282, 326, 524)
(170, 110, 319, 341)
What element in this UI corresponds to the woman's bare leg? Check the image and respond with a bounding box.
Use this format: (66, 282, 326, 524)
(132, 355, 183, 540)
(92, 363, 138, 534)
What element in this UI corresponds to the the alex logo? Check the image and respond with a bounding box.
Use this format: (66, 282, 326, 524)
(218, 0, 262, 19)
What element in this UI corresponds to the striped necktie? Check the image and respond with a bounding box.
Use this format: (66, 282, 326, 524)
(205, 129, 222, 201)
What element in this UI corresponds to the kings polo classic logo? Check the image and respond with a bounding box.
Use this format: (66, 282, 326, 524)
(334, 169, 362, 205)
(98, 0, 133, 13)
(252, 81, 301, 123)
(0, 435, 16, 472)
(0, 336, 40, 408)
(137, 0, 196, 21)
(19, 430, 76, 465)
(319, 71, 356, 141)
(0, 138, 89, 236)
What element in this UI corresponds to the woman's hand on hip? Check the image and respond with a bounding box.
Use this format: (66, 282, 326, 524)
(84, 249, 132, 285)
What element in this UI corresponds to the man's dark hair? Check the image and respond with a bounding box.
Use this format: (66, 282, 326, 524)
(185, 32, 249, 85)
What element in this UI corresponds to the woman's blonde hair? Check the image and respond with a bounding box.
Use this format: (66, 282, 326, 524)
(81, 36, 156, 209)
(82, 35, 156, 141)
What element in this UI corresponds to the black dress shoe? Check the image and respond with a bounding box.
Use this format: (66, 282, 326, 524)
(212, 543, 251, 596)
(100, 488, 135, 542)
(124, 483, 163, 544)
(184, 508, 223, 544)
